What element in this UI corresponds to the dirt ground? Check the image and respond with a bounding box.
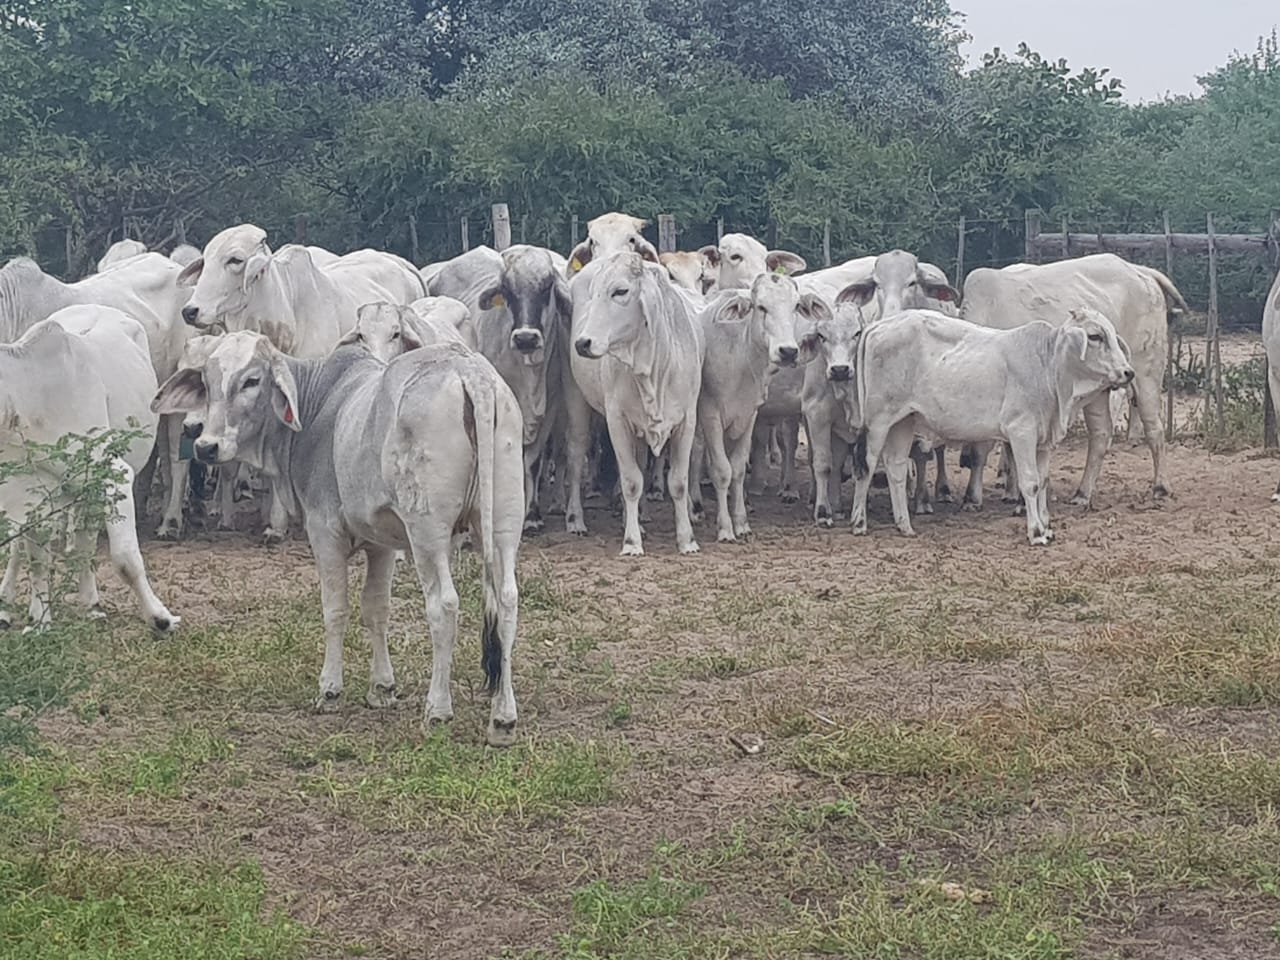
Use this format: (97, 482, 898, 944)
(10, 386, 1280, 958)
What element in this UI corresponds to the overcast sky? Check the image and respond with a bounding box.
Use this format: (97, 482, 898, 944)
(955, 1, 1278, 101)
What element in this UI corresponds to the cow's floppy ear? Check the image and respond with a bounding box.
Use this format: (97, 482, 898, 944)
(176, 257, 204, 288)
(268, 351, 302, 431)
(836, 280, 877, 308)
(633, 236, 660, 264)
(243, 247, 271, 293)
(698, 244, 721, 268)
(1115, 332, 1132, 362)
(398, 310, 426, 352)
(151, 367, 206, 415)
(796, 293, 833, 325)
(918, 268, 961, 305)
(567, 241, 592, 275)
(553, 278, 574, 323)
(334, 327, 363, 348)
(712, 292, 752, 324)
(766, 250, 807, 276)
(479, 286, 506, 310)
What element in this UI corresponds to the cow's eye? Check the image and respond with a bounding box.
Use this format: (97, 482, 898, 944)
(1087, 333, 1103, 343)
(907, 279, 918, 287)
(391, 331, 400, 339)
(227, 257, 244, 267)
(611, 287, 629, 298)
(242, 377, 260, 389)
(730, 254, 742, 262)
(356, 333, 364, 342)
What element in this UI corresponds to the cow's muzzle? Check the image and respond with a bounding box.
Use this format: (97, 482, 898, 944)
(181, 305, 202, 327)
(776, 345, 799, 366)
(193, 438, 220, 463)
(828, 364, 852, 382)
(512, 328, 543, 354)
(574, 336, 601, 359)
(182, 419, 204, 439)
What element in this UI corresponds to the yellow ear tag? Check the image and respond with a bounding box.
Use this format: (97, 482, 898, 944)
(570, 258, 583, 273)
(490, 293, 505, 308)
(773, 264, 789, 275)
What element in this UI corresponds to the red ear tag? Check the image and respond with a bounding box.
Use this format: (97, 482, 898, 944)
(284, 404, 294, 425)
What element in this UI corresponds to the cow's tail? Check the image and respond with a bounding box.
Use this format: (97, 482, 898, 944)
(1136, 265, 1190, 316)
(852, 321, 872, 480)
(462, 371, 502, 694)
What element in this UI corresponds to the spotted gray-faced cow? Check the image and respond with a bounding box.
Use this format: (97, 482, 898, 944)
(153, 332, 525, 746)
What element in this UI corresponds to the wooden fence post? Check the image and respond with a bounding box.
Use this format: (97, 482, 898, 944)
(822, 219, 832, 267)
(1060, 215, 1070, 260)
(1163, 211, 1175, 442)
(408, 213, 420, 265)
(174, 215, 186, 245)
(657, 214, 676, 254)
(492, 203, 511, 251)
(1024, 209, 1041, 263)
(460, 216, 469, 252)
(570, 214, 579, 248)
(954, 215, 966, 287)
(294, 213, 307, 245)
(1207, 213, 1224, 435)
(1267, 208, 1280, 449)
(716, 217, 724, 244)
(520, 218, 528, 244)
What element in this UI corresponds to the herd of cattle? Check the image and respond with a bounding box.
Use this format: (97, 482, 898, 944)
(6, 210, 1278, 745)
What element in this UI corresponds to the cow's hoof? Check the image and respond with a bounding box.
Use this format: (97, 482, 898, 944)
(154, 521, 181, 541)
(678, 540, 700, 555)
(915, 502, 934, 515)
(851, 523, 868, 536)
(87, 605, 107, 621)
(620, 542, 644, 557)
(816, 517, 834, 529)
(313, 690, 342, 713)
(1029, 535, 1051, 547)
(645, 490, 665, 502)
(1011, 504, 1027, 517)
(960, 501, 982, 513)
(733, 525, 752, 540)
(152, 614, 178, 633)
(936, 486, 955, 503)
(565, 512, 588, 536)
(1153, 483, 1172, 500)
(1068, 491, 1092, 507)
(487, 718, 518, 748)
(716, 531, 737, 544)
(1271, 491, 1280, 504)
(365, 683, 400, 709)
(0, 613, 10, 630)
(896, 526, 917, 538)
(691, 505, 705, 522)
(780, 490, 799, 504)
(424, 712, 453, 728)
(262, 527, 286, 545)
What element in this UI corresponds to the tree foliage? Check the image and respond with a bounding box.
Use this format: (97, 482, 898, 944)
(0, 3, 1275, 319)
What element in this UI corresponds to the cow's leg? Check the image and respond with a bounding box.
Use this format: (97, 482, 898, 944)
(362, 547, 398, 708)
(828, 435, 850, 521)
(156, 414, 186, 540)
(608, 416, 645, 556)
(263, 482, 290, 543)
(484, 527, 521, 747)
(215, 461, 239, 530)
(768, 425, 783, 466)
(934, 446, 953, 502)
(850, 426, 889, 535)
(70, 528, 106, 619)
(645, 451, 666, 502)
(522, 443, 544, 533)
(884, 422, 918, 537)
(1270, 363, 1280, 502)
(778, 418, 800, 504)
(103, 461, 178, 632)
(1037, 448, 1054, 540)
(24, 536, 54, 632)
(689, 434, 706, 522)
(311, 534, 351, 711)
(409, 534, 460, 726)
(1009, 436, 1049, 545)
(703, 415, 736, 542)
(1070, 392, 1113, 506)
(747, 423, 769, 496)
(961, 442, 989, 511)
(1133, 371, 1171, 498)
(910, 443, 934, 515)
(564, 389, 592, 535)
(0, 543, 24, 629)
(667, 419, 700, 555)
(728, 427, 754, 538)
(1000, 442, 1022, 504)
(808, 414, 836, 528)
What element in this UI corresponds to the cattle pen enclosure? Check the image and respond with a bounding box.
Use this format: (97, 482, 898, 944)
(5, 388, 1280, 959)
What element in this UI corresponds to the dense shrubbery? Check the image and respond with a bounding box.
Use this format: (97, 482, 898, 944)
(1, 3, 1276, 319)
